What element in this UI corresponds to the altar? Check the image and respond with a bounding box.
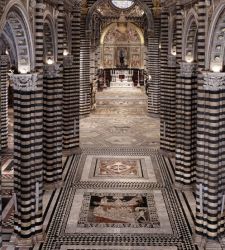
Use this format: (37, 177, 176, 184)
(110, 70, 133, 88)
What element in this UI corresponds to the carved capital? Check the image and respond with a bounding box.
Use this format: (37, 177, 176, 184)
(203, 71, 225, 91)
(44, 63, 61, 78)
(63, 55, 74, 67)
(179, 62, 197, 77)
(36, 3, 46, 10)
(0, 55, 9, 65)
(168, 55, 176, 67)
(9, 73, 38, 91)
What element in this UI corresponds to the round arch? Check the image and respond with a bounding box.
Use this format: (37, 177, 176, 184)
(86, 0, 154, 33)
(0, 0, 35, 72)
(205, 2, 225, 71)
(43, 13, 57, 63)
(100, 22, 144, 45)
(182, 8, 198, 62)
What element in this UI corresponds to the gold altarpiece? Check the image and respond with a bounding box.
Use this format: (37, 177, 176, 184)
(100, 22, 145, 69)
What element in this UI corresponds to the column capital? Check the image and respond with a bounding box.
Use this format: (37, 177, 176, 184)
(202, 71, 225, 91)
(168, 54, 176, 67)
(36, 3, 46, 10)
(0, 55, 9, 65)
(179, 62, 197, 77)
(44, 63, 61, 78)
(63, 55, 74, 67)
(9, 73, 38, 91)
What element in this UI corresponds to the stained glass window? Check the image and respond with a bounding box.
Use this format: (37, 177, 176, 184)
(112, 0, 134, 9)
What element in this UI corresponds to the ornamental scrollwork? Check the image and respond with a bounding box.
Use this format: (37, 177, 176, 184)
(9, 73, 38, 91)
(203, 72, 225, 91)
(179, 62, 197, 77)
(168, 55, 176, 67)
(63, 55, 74, 67)
(44, 63, 61, 78)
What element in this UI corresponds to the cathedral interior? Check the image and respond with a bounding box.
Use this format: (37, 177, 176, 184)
(1, 0, 225, 249)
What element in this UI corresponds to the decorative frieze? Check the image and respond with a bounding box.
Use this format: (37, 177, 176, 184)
(44, 63, 61, 78)
(9, 73, 38, 91)
(168, 54, 176, 67)
(179, 62, 197, 77)
(63, 55, 74, 67)
(203, 71, 225, 91)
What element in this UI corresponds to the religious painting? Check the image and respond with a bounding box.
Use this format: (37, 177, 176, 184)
(78, 192, 160, 228)
(103, 46, 114, 68)
(116, 47, 129, 67)
(131, 54, 140, 68)
(104, 54, 113, 68)
(94, 158, 143, 178)
(131, 47, 141, 53)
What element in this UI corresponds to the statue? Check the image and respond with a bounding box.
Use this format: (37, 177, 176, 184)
(119, 49, 125, 66)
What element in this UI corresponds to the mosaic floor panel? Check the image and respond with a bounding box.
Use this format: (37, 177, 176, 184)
(34, 89, 198, 250)
(38, 148, 196, 250)
(78, 153, 161, 184)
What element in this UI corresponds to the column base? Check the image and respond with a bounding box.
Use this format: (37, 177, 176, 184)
(63, 147, 82, 156)
(44, 180, 64, 191)
(193, 234, 222, 250)
(148, 112, 160, 118)
(159, 149, 175, 158)
(174, 181, 195, 191)
(14, 232, 45, 247)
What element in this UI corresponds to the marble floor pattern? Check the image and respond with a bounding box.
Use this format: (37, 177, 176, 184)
(33, 88, 198, 250)
(3, 88, 198, 249)
(80, 87, 160, 148)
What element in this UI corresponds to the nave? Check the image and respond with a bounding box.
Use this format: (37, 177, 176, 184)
(33, 87, 198, 250)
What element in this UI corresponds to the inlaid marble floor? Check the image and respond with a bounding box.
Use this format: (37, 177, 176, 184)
(80, 87, 160, 148)
(34, 87, 198, 250)
(3, 87, 199, 249)
(35, 148, 197, 250)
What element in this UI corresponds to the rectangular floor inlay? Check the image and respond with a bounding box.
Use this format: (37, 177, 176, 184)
(94, 158, 143, 178)
(79, 155, 161, 183)
(78, 192, 160, 228)
(60, 246, 178, 250)
(66, 189, 171, 234)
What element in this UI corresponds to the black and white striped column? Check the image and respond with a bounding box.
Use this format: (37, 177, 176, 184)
(195, 72, 225, 244)
(63, 4, 81, 155)
(175, 62, 197, 188)
(13, 1, 45, 245)
(160, 9, 177, 155)
(80, 14, 91, 116)
(42, 2, 64, 189)
(0, 55, 8, 150)
(148, 17, 161, 115)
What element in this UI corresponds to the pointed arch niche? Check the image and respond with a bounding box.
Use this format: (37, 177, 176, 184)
(100, 22, 145, 69)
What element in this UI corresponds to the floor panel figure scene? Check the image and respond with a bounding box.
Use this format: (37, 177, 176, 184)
(36, 88, 197, 250)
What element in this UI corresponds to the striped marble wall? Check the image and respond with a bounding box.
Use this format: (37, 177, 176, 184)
(160, 9, 176, 155)
(0, 55, 8, 150)
(63, 4, 81, 155)
(13, 1, 45, 244)
(42, 2, 64, 189)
